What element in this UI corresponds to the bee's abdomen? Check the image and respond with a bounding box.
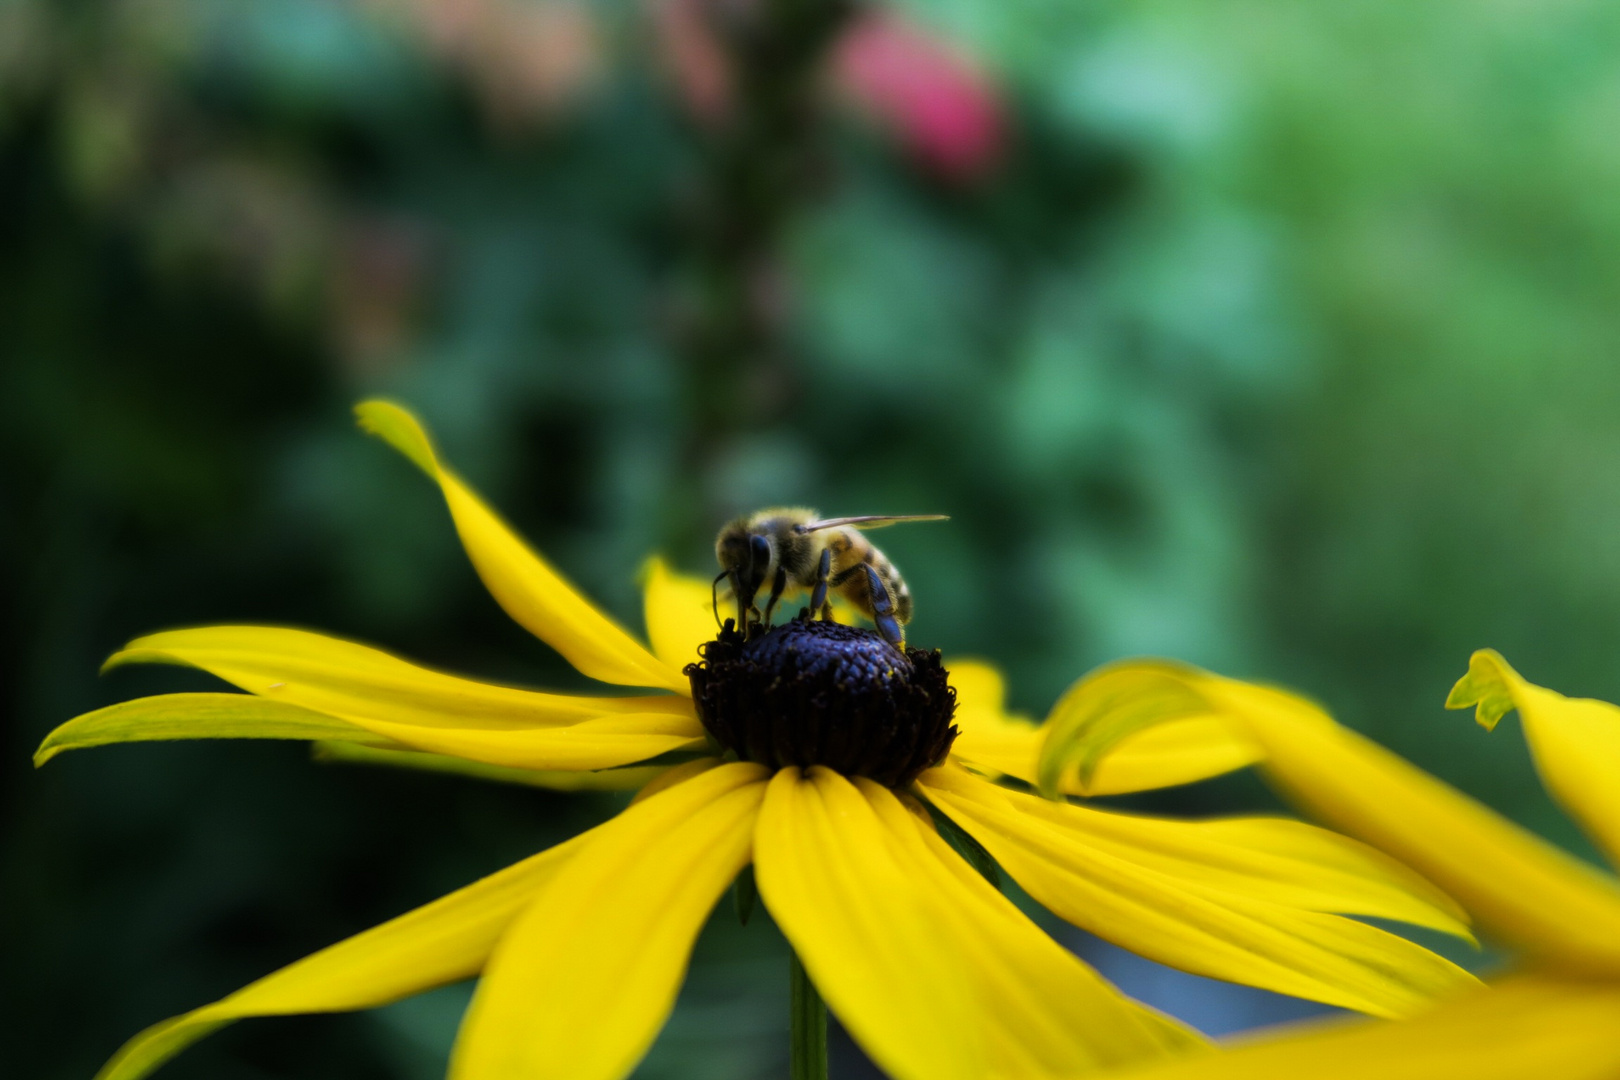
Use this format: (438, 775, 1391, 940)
(891, 574, 913, 623)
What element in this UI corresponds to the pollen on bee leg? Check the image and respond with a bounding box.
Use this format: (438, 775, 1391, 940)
(684, 618, 958, 788)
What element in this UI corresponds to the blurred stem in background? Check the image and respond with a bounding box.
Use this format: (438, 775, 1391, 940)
(789, 951, 828, 1080)
(670, 0, 854, 550)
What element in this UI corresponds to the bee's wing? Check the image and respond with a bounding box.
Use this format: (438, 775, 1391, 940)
(798, 514, 949, 533)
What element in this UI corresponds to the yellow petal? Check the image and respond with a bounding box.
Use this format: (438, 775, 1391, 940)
(35, 693, 400, 767)
(340, 712, 707, 772)
(949, 777, 1470, 939)
(1040, 663, 1262, 795)
(952, 712, 1261, 797)
(640, 557, 720, 674)
(1448, 649, 1620, 866)
(1040, 661, 1620, 976)
(452, 761, 767, 1080)
(95, 834, 588, 1080)
(867, 784, 1209, 1075)
(946, 658, 1044, 777)
(1036, 663, 1221, 796)
(948, 659, 1261, 795)
(921, 765, 1479, 1018)
(356, 400, 683, 691)
(107, 626, 691, 728)
(628, 756, 723, 805)
(754, 767, 982, 1080)
(1082, 718, 1265, 795)
(106, 626, 705, 770)
(1103, 975, 1620, 1080)
(946, 658, 1022, 721)
(312, 740, 670, 791)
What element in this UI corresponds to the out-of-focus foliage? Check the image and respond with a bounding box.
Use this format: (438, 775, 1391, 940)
(5, 0, 1620, 1077)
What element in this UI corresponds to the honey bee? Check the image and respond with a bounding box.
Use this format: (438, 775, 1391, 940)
(713, 508, 947, 648)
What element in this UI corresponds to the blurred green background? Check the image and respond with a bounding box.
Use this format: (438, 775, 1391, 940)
(7, 0, 1620, 1076)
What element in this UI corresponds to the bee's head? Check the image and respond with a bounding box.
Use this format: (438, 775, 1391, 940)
(715, 524, 751, 575)
(715, 522, 774, 609)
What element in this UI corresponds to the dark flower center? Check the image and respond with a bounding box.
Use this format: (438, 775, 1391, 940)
(684, 618, 959, 788)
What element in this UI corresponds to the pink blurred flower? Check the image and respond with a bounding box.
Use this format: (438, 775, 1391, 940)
(832, 10, 1003, 182)
(653, 0, 1005, 182)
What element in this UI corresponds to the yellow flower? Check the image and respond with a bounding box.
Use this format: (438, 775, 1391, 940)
(1038, 651, 1620, 1079)
(41, 401, 1481, 1080)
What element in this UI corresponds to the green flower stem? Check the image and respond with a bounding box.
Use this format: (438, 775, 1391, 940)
(789, 949, 828, 1080)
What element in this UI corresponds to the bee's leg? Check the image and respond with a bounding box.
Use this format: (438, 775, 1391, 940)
(861, 564, 904, 648)
(808, 548, 833, 619)
(761, 568, 788, 626)
(712, 570, 731, 629)
(735, 584, 762, 637)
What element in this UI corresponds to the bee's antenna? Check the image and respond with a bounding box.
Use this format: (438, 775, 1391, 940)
(711, 570, 730, 629)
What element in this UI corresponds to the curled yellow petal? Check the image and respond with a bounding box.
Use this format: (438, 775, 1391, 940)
(1040, 660, 1620, 976)
(1448, 649, 1620, 866)
(754, 767, 982, 1080)
(1101, 975, 1620, 1080)
(922, 765, 1479, 1018)
(35, 693, 399, 767)
(949, 659, 1260, 795)
(356, 400, 683, 692)
(640, 557, 720, 674)
(1084, 719, 1265, 795)
(867, 784, 1208, 1075)
(952, 710, 1261, 797)
(95, 834, 588, 1080)
(1036, 663, 1241, 796)
(452, 761, 767, 1080)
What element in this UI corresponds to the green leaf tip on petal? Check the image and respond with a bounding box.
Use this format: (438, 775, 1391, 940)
(354, 399, 439, 477)
(1444, 651, 1620, 870)
(1445, 649, 1522, 731)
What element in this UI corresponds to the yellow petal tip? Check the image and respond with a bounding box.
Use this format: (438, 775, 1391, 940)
(99, 649, 136, 676)
(100, 637, 184, 676)
(636, 554, 671, 586)
(355, 400, 439, 477)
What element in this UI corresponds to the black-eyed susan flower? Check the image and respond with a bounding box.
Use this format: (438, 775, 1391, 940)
(41, 401, 1482, 1080)
(1038, 651, 1620, 1080)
